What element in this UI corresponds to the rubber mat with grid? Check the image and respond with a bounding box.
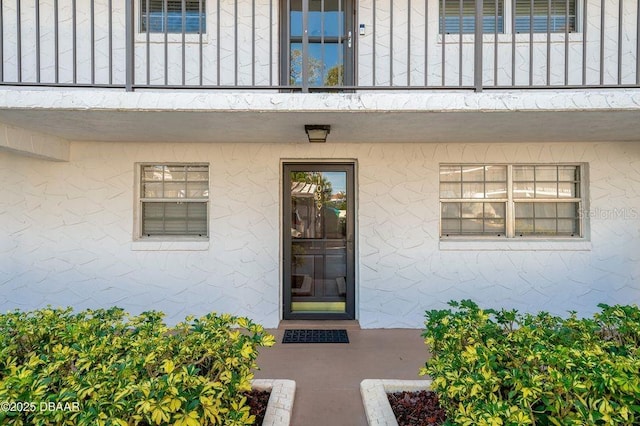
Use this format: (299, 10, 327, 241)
(282, 329, 349, 343)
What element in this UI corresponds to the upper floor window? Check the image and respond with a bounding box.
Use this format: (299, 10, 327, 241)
(140, 0, 206, 34)
(440, 0, 505, 34)
(139, 164, 209, 238)
(440, 164, 584, 238)
(514, 0, 577, 33)
(439, 0, 578, 35)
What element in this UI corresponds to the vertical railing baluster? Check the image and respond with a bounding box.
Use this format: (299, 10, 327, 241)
(546, 0, 551, 85)
(217, 0, 220, 85)
(637, 0, 640, 85)
(458, 0, 462, 86)
(91, 0, 95, 84)
(0, 0, 3, 82)
(373, 0, 376, 85)
(72, 0, 76, 84)
(108, 0, 112, 85)
(269, 0, 273, 86)
(234, 0, 238, 86)
(511, 0, 515, 86)
(600, 0, 605, 85)
(199, 0, 203, 85)
(407, 0, 411, 86)
(164, 0, 168, 85)
(145, 0, 150, 84)
(564, 0, 568, 85)
(182, 0, 186, 86)
(424, 0, 428, 86)
(302, 0, 308, 91)
(582, 0, 587, 85)
(390, 0, 394, 86)
(16, 0, 21, 82)
(442, 0, 446, 86)
(494, 0, 498, 86)
(54, 0, 58, 83)
(126, 0, 134, 91)
(35, 0, 40, 83)
(618, 0, 623, 85)
(252, 0, 255, 86)
(474, 0, 483, 91)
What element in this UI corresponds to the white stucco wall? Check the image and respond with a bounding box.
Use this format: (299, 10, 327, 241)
(1, 139, 638, 328)
(1, 0, 637, 87)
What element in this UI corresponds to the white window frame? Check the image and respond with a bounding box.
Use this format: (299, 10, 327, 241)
(439, 163, 588, 242)
(132, 163, 210, 251)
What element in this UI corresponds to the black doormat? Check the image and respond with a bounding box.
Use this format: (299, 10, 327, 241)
(282, 329, 349, 344)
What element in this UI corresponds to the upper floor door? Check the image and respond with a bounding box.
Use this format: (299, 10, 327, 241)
(282, 0, 355, 90)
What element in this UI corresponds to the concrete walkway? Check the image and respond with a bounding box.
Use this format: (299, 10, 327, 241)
(253, 322, 429, 426)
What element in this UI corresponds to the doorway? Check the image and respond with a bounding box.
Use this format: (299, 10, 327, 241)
(283, 163, 355, 319)
(282, 0, 355, 90)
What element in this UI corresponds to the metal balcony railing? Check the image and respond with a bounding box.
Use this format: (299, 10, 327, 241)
(0, 0, 638, 92)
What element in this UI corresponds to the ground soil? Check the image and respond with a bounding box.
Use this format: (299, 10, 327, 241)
(246, 390, 271, 426)
(387, 390, 447, 426)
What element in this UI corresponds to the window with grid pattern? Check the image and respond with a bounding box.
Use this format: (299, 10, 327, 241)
(140, 0, 206, 33)
(440, 164, 583, 238)
(440, 0, 505, 34)
(140, 164, 209, 237)
(514, 0, 577, 33)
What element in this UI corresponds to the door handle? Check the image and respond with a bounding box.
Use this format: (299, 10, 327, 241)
(348, 31, 352, 48)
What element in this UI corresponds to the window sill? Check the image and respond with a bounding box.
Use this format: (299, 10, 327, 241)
(131, 239, 209, 251)
(439, 238, 591, 251)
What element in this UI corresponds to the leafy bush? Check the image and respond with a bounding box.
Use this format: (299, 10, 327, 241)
(0, 307, 275, 425)
(421, 300, 640, 425)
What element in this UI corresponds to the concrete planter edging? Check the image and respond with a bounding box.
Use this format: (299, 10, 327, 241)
(360, 379, 433, 426)
(251, 379, 296, 426)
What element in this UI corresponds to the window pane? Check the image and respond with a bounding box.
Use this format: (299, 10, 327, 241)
(558, 182, 578, 198)
(535, 166, 557, 181)
(144, 165, 165, 181)
(557, 202, 579, 218)
(461, 202, 484, 218)
(484, 218, 505, 234)
(535, 203, 556, 218)
(441, 219, 461, 234)
(515, 218, 534, 234)
(485, 182, 507, 198)
(461, 165, 485, 182)
(144, 182, 163, 198)
(557, 219, 578, 234)
(441, 203, 461, 218)
(485, 165, 506, 181)
(187, 181, 208, 198)
(513, 182, 535, 198)
(515, 202, 533, 217)
(535, 182, 557, 198)
(486, 202, 505, 219)
(461, 219, 484, 233)
(462, 182, 485, 199)
(514, 0, 576, 33)
(535, 219, 557, 234)
(440, 165, 462, 182)
(164, 182, 186, 198)
(558, 165, 579, 181)
(513, 165, 535, 181)
(440, 182, 461, 198)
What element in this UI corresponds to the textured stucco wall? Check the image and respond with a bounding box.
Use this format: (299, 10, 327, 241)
(1, 140, 639, 328)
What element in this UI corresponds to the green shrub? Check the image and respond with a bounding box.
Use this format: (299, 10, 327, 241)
(0, 307, 275, 425)
(421, 300, 640, 426)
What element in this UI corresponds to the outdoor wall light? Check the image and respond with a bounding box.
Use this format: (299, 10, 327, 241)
(305, 125, 331, 143)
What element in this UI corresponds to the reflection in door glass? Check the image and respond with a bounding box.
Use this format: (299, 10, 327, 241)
(289, 171, 347, 313)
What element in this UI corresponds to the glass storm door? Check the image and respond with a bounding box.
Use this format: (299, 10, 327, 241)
(284, 0, 354, 89)
(283, 163, 355, 319)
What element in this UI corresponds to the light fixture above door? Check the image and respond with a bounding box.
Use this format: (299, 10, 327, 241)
(305, 125, 331, 143)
